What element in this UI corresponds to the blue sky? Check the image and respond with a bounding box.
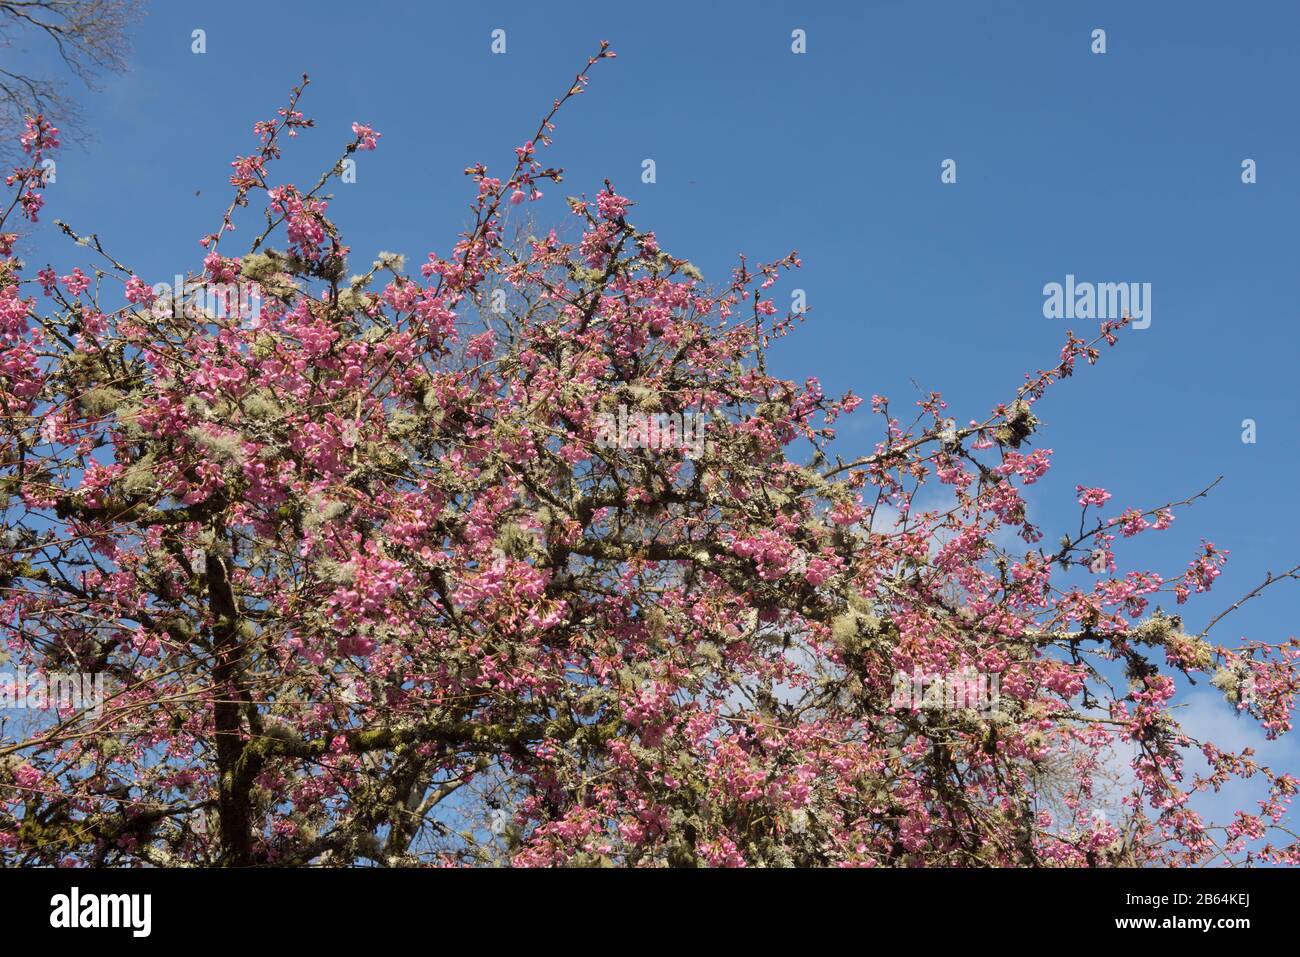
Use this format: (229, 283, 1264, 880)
(10, 1, 1300, 848)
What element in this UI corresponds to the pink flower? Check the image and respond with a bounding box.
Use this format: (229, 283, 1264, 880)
(61, 268, 91, 297)
(351, 122, 381, 151)
(1112, 507, 1149, 537)
(466, 331, 496, 361)
(20, 114, 59, 155)
(1076, 485, 1112, 508)
(596, 190, 631, 221)
(124, 275, 155, 306)
(13, 764, 41, 790)
(267, 185, 328, 260)
(805, 557, 839, 587)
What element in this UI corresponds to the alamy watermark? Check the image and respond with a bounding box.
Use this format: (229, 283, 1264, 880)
(594, 404, 708, 458)
(149, 275, 263, 322)
(1042, 274, 1151, 329)
(50, 887, 151, 938)
(890, 667, 1000, 715)
(1, 669, 106, 719)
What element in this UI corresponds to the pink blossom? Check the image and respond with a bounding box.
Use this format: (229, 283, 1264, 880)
(351, 122, 381, 151)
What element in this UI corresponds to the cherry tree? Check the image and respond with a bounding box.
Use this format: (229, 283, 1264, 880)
(1, 43, 1297, 867)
